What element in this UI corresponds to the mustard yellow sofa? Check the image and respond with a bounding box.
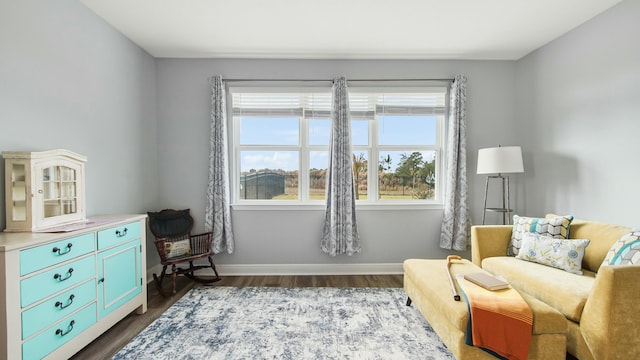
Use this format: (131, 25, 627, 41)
(472, 215, 640, 360)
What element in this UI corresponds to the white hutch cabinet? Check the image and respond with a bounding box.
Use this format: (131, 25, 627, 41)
(3, 149, 87, 232)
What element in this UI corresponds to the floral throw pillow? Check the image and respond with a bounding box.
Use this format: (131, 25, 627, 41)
(509, 215, 574, 256)
(602, 231, 640, 266)
(516, 233, 590, 275)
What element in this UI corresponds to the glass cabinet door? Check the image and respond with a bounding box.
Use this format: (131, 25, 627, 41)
(9, 163, 28, 222)
(42, 165, 78, 218)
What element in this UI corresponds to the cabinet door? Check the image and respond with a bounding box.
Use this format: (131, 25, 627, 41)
(33, 159, 85, 230)
(5, 159, 30, 226)
(97, 239, 142, 319)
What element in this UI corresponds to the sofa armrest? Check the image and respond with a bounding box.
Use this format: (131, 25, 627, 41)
(471, 225, 512, 267)
(580, 265, 640, 360)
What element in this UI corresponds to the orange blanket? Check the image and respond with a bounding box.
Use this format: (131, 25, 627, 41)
(457, 274, 533, 360)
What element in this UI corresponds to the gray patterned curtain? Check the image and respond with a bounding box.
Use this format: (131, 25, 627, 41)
(440, 75, 471, 251)
(321, 77, 361, 256)
(205, 75, 234, 254)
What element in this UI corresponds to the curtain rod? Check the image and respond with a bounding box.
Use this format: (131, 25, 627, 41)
(223, 78, 454, 83)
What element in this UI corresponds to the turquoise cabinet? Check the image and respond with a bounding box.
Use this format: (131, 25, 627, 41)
(98, 239, 142, 318)
(0, 215, 147, 360)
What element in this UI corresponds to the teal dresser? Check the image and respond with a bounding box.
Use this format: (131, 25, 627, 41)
(0, 214, 147, 359)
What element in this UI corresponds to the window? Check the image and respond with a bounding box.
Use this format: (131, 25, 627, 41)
(350, 89, 446, 203)
(233, 90, 332, 202)
(231, 86, 447, 205)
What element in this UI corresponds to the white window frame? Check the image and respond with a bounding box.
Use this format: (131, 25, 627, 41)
(230, 87, 331, 207)
(229, 85, 449, 210)
(349, 87, 447, 208)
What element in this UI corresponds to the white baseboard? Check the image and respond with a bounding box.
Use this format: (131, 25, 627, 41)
(147, 262, 403, 282)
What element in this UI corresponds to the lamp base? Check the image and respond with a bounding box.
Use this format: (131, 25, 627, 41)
(481, 175, 513, 225)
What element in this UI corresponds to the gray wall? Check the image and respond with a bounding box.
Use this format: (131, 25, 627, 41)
(515, 0, 640, 226)
(6, 0, 636, 273)
(0, 0, 159, 251)
(155, 59, 518, 268)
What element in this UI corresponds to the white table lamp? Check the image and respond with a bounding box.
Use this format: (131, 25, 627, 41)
(477, 146, 524, 224)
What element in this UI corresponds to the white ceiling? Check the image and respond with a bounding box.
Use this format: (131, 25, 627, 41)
(80, 0, 622, 60)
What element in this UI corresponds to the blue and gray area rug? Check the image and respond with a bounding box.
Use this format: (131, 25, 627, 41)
(114, 286, 454, 359)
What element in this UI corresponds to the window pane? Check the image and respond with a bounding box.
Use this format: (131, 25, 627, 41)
(239, 117, 299, 145)
(353, 152, 368, 200)
(239, 151, 298, 200)
(352, 120, 369, 146)
(378, 150, 436, 200)
(378, 115, 437, 145)
(309, 119, 330, 146)
(309, 151, 328, 200)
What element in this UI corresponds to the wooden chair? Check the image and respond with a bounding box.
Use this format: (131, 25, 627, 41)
(147, 209, 221, 296)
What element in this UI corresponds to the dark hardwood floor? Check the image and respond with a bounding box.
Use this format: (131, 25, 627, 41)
(71, 274, 404, 359)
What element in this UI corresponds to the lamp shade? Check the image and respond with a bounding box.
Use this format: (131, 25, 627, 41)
(477, 146, 524, 174)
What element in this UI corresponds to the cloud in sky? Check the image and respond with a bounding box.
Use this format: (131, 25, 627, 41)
(241, 151, 298, 172)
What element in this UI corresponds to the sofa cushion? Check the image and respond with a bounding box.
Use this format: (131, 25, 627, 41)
(509, 215, 573, 256)
(403, 259, 567, 336)
(552, 215, 631, 272)
(482, 256, 595, 322)
(403, 258, 470, 332)
(516, 233, 590, 275)
(602, 231, 640, 265)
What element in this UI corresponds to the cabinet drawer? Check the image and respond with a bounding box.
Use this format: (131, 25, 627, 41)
(22, 303, 96, 360)
(97, 221, 140, 250)
(20, 233, 95, 276)
(22, 279, 96, 340)
(20, 255, 96, 307)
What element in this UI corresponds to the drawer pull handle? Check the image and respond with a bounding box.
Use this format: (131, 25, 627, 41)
(55, 320, 75, 337)
(115, 228, 128, 237)
(53, 268, 74, 281)
(52, 243, 73, 255)
(55, 294, 75, 309)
